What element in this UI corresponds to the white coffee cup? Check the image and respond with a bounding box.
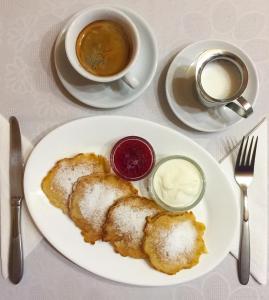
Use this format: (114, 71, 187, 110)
(65, 6, 140, 88)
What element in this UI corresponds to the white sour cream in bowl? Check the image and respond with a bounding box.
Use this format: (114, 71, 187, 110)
(150, 156, 205, 211)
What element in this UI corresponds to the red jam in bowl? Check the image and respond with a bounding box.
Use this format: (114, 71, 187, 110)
(110, 136, 155, 181)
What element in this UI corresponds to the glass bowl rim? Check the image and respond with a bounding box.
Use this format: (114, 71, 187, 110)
(149, 155, 206, 212)
(110, 135, 156, 181)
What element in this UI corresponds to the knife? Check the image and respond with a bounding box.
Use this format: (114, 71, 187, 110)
(9, 116, 23, 284)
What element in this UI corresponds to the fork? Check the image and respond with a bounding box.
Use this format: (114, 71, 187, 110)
(234, 136, 258, 285)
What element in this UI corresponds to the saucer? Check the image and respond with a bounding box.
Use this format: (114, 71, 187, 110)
(165, 40, 259, 132)
(54, 7, 158, 109)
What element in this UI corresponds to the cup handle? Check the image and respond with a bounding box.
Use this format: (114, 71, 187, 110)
(225, 96, 253, 118)
(122, 72, 139, 89)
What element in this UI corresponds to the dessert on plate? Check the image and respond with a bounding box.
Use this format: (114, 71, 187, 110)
(143, 211, 207, 275)
(69, 173, 137, 244)
(103, 196, 163, 258)
(41, 153, 110, 213)
(40, 140, 207, 275)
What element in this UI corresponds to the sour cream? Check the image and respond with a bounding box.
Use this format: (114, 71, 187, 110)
(152, 157, 204, 208)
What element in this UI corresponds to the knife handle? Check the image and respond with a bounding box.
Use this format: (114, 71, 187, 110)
(9, 204, 23, 284)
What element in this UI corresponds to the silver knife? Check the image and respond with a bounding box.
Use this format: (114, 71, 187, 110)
(9, 116, 23, 284)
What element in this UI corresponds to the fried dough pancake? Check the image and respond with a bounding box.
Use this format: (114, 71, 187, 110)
(41, 153, 110, 214)
(69, 174, 138, 244)
(103, 196, 163, 258)
(143, 212, 206, 275)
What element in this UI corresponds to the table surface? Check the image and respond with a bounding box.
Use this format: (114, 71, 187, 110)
(1, 0, 269, 299)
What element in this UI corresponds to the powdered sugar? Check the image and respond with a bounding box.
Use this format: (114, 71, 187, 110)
(113, 206, 157, 242)
(79, 183, 124, 230)
(53, 163, 93, 200)
(159, 221, 197, 260)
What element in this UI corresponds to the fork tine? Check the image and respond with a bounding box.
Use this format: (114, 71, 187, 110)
(246, 136, 254, 166)
(250, 137, 258, 170)
(241, 136, 249, 166)
(235, 136, 245, 167)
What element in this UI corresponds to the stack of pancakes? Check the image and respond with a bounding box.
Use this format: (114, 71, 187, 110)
(42, 153, 206, 274)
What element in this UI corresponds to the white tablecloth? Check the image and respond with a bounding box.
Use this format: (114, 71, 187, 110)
(0, 0, 268, 299)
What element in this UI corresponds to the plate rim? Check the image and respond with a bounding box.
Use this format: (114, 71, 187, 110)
(54, 5, 158, 109)
(23, 115, 239, 286)
(165, 39, 259, 132)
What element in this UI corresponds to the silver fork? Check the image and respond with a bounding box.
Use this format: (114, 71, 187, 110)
(234, 136, 258, 285)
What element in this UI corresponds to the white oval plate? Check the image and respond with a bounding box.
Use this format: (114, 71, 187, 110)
(166, 40, 258, 132)
(54, 7, 158, 109)
(24, 116, 239, 286)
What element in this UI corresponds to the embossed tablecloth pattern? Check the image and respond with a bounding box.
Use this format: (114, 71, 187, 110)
(0, 0, 269, 299)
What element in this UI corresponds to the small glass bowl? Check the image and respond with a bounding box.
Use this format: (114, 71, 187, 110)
(110, 136, 155, 181)
(149, 155, 206, 212)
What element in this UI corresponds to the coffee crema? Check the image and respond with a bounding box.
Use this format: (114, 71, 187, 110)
(76, 20, 131, 77)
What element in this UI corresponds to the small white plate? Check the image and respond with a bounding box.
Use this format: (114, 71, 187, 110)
(166, 40, 259, 132)
(24, 116, 239, 286)
(54, 7, 158, 109)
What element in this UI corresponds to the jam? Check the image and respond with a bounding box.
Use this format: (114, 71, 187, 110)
(110, 136, 155, 181)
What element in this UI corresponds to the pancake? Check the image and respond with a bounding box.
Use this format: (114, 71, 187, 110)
(143, 211, 206, 275)
(69, 174, 138, 244)
(103, 196, 163, 258)
(41, 153, 110, 213)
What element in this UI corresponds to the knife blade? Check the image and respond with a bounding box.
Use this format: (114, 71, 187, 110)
(10, 117, 23, 200)
(9, 116, 23, 284)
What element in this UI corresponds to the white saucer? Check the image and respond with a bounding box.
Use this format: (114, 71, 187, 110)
(165, 40, 259, 132)
(54, 7, 158, 109)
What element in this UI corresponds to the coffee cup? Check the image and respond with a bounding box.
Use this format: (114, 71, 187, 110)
(195, 49, 253, 118)
(65, 6, 140, 88)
